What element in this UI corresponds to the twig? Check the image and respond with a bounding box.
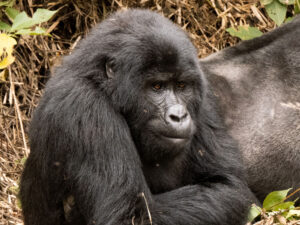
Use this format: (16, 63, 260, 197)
(9, 67, 29, 156)
(141, 192, 153, 225)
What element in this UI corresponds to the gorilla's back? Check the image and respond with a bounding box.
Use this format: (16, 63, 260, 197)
(200, 16, 300, 201)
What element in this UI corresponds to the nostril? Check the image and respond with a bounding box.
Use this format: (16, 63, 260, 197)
(170, 114, 180, 122)
(169, 113, 188, 123)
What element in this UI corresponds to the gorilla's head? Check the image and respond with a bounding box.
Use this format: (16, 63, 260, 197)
(66, 9, 204, 163)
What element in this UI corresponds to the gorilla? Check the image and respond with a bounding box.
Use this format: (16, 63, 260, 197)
(20, 9, 255, 225)
(200, 16, 300, 202)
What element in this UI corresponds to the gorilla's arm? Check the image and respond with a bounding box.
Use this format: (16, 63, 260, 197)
(25, 74, 150, 224)
(153, 182, 250, 225)
(64, 100, 143, 223)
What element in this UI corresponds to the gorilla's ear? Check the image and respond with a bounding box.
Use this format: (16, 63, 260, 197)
(105, 59, 115, 79)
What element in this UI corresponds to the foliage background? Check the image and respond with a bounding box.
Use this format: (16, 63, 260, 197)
(0, 0, 293, 224)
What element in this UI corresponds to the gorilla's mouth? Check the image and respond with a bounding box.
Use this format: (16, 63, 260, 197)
(162, 136, 188, 144)
(160, 133, 190, 144)
(161, 134, 188, 139)
(148, 119, 194, 145)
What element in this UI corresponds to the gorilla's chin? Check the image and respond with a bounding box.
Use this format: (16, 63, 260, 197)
(154, 133, 193, 155)
(136, 131, 190, 162)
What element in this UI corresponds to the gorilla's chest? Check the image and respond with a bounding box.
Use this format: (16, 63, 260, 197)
(142, 160, 186, 194)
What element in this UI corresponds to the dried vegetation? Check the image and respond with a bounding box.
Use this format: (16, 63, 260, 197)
(0, 0, 280, 224)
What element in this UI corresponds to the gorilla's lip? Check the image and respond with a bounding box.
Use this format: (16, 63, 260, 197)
(157, 127, 192, 140)
(159, 129, 192, 139)
(161, 134, 188, 139)
(160, 135, 189, 144)
(159, 133, 190, 142)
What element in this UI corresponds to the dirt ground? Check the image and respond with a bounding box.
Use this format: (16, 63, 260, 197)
(0, 0, 283, 224)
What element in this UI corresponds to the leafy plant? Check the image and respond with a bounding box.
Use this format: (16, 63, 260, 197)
(261, 0, 300, 25)
(248, 188, 300, 224)
(0, 6, 57, 36)
(0, 1, 57, 78)
(227, 0, 300, 40)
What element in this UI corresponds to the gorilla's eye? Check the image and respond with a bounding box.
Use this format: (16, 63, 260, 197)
(152, 82, 163, 91)
(105, 60, 115, 79)
(176, 82, 185, 89)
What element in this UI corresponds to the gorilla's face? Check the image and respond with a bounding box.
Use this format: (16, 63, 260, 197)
(143, 72, 197, 149)
(132, 65, 202, 162)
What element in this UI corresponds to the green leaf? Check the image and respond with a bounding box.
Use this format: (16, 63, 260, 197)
(248, 205, 262, 222)
(31, 26, 47, 35)
(265, 0, 287, 26)
(0, 0, 15, 7)
(0, 21, 12, 32)
(16, 27, 47, 36)
(31, 9, 57, 25)
(11, 9, 57, 32)
(271, 201, 294, 211)
(5, 7, 20, 21)
(278, 0, 295, 5)
(226, 26, 263, 40)
(10, 12, 35, 31)
(263, 189, 291, 210)
(15, 28, 35, 35)
(260, 0, 274, 5)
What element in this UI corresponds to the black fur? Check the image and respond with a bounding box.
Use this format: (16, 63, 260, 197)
(20, 9, 255, 225)
(200, 16, 300, 202)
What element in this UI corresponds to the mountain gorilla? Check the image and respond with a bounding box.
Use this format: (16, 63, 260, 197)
(20, 9, 256, 225)
(200, 16, 300, 202)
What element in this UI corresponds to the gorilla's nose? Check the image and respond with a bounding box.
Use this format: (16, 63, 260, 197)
(166, 104, 191, 131)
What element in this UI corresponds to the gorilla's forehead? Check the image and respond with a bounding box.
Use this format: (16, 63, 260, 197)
(114, 29, 197, 75)
(96, 9, 198, 62)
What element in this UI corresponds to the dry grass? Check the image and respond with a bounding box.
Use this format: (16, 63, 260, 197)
(0, 0, 282, 224)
